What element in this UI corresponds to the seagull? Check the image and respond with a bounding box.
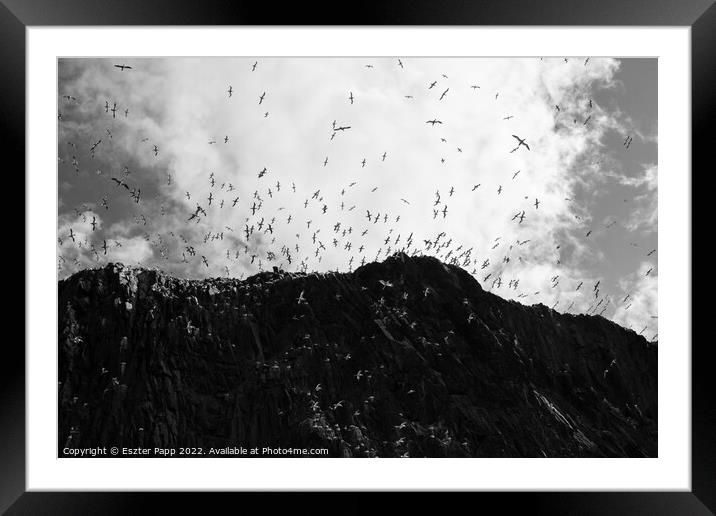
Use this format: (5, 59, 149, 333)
(349, 91, 354, 104)
(426, 119, 442, 126)
(114, 64, 132, 71)
(111, 177, 130, 189)
(259, 92, 265, 104)
(439, 88, 449, 100)
(510, 135, 530, 152)
(227, 85, 233, 97)
(333, 120, 351, 131)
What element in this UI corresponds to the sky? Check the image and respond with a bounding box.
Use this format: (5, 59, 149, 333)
(57, 57, 657, 340)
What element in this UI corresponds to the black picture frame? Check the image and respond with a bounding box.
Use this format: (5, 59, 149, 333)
(2, 0, 710, 513)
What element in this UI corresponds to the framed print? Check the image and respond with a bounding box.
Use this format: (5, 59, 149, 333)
(2, 0, 711, 513)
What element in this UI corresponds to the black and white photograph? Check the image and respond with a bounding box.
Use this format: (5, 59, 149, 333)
(56, 56, 659, 459)
(0, 0, 706, 508)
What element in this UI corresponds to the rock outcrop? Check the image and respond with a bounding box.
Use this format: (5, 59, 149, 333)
(58, 253, 657, 457)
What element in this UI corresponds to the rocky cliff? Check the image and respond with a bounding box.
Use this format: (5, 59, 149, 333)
(58, 253, 657, 457)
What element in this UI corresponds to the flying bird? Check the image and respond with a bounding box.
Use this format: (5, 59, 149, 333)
(111, 177, 129, 189)
(510, 135, 530, 152)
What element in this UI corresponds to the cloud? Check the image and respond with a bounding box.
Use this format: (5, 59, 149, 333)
(621, 164, 658, 232)
(612, 261, 658, 339)
(58, 210, 154, 275)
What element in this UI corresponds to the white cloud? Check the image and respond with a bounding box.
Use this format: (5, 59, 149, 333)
(612, 261, 658, 339)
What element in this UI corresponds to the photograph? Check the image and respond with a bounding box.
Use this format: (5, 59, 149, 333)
(56, 56, 658, 459)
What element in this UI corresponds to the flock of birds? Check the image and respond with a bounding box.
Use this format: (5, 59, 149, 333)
(57, 58, 657, 341)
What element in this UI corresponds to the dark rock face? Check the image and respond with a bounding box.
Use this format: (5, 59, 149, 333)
(58, 254, 657, 457)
